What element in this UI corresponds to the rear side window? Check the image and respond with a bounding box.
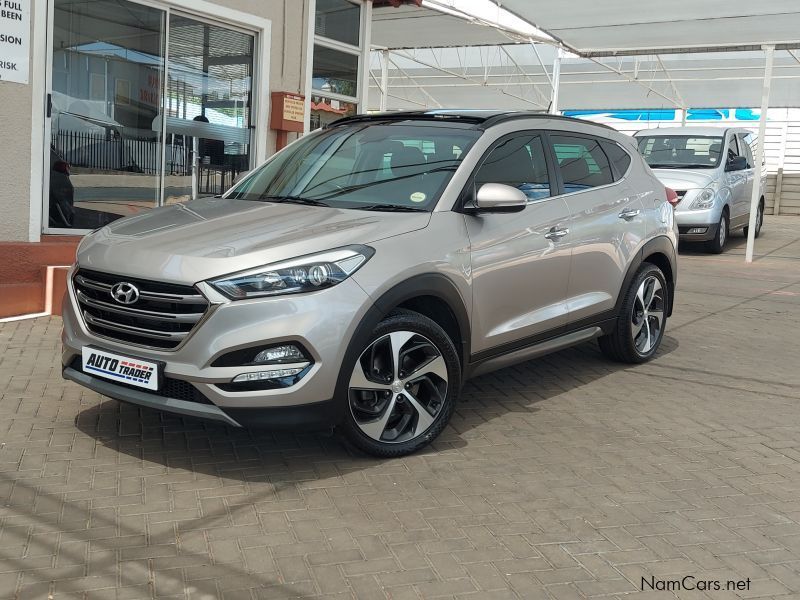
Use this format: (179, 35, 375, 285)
(550, 135, 614, 192)
(600, 141, 631, 178)
(474, 133, 551, 201)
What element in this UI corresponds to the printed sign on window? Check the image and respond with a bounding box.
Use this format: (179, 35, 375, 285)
(0, 0, 30, 84)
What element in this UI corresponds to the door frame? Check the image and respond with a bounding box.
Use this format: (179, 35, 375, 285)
(36, 0, 271, 236)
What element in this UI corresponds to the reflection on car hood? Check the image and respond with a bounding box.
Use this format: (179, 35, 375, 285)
(77, 197, 431, 284)
(650, 168, 718, 191)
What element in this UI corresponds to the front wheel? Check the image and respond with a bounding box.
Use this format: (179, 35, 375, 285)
(599, 264, 668, 364)
(705, 211, 728, 254)
(340, 310, 461, 457)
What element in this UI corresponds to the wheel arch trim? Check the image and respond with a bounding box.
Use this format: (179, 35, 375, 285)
(618, 236, 677, 318)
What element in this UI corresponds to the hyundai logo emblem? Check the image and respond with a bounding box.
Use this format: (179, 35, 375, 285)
(110, 282, 140, 305)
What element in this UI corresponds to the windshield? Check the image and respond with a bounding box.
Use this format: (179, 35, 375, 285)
(637, 135, 723, 169)
(226, 122, 481, 211)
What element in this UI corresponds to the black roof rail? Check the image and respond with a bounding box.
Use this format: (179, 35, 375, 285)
(478, 112, 618, 132)
(326, 111, 490, 128)
(324, 110, 619, 132)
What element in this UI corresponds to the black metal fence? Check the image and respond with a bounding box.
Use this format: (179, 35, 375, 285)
(52, 130, 188, 175)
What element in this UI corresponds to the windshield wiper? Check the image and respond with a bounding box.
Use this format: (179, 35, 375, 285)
(259, 195, 331, 207)
(352, 204, 428, 212)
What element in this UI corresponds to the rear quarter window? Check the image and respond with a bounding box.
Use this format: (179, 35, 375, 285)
(600, 141, 632, 178)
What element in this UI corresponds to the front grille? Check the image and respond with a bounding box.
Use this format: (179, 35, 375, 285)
(68, 357, 215, 405)
(675, 190, 687, 199)
(73, 269, 209, 350)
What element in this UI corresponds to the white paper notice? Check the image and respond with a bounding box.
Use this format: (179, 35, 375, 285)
(0, 0, 29, 84)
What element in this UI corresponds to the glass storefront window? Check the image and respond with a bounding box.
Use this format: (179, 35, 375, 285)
(47, 0, 256, 231)
(50, 0, 165, 229)
(315, 0, 360, 46)
(164, 15, 254, 204)
(310, 95, 357, 131)
(312, 45, 359, 98)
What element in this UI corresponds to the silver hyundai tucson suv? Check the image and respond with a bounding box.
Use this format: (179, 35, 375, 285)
(62, 110, 677, 457)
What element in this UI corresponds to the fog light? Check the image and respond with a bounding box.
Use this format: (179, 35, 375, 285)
(253, 344, 305, 364)
(688, 227, 708, 234)
(232, 367, 305, 383)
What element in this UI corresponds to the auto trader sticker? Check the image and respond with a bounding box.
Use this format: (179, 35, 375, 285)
(81, 347, 159, 391)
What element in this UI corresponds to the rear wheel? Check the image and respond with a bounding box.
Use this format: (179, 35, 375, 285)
(705, 211, 728, 254)
(599, 264, 668, 364)
(341, 311, 460, 457)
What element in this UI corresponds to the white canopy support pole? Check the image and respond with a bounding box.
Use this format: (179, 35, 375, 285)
(380, 50, 389, 112)
(550, 48, 562, 114)
(358, 0, 373, 111)
(745, 45, 775, 263)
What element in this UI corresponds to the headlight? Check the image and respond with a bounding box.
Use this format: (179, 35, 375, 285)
(689, 187, 716, 210)
(210, 245, 374, 299)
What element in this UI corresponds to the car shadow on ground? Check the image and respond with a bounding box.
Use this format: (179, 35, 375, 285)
(73, 335, 679, 481)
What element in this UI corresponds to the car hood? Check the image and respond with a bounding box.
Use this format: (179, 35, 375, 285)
(77, 197, 430, 284)
(650, 168, 718, 191)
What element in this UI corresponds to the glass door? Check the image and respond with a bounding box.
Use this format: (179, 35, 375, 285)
(48, 0, 166, 230)
(45, 1, 256, 232)
(163, 14, 254, 204)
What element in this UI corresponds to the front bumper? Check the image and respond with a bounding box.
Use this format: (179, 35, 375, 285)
(61, 273, 372, 428)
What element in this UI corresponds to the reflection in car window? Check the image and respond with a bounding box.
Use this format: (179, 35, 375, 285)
(474, 134, 551, 202)
(227, 123, 481, 211)
(551, 135, 613, 192)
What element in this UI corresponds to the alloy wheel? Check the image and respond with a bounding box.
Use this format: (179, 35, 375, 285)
(348, 331, 448, 444)
(719, 216, 727, 247)
(631, 275, 665, 355)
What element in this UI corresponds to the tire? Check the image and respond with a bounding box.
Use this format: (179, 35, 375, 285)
(705, 210, 728, 254)
(743, 200, 764, 239)
(340, 309, 461, 457)
(598, 263, 668, 364)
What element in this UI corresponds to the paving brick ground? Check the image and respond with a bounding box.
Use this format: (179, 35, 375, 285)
(2, 216, 800, 599)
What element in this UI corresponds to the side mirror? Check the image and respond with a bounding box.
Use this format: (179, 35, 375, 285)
(473, 183, 527, 213)
(725, 156, 747, 172)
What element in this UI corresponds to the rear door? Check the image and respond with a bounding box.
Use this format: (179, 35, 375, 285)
(465, 131, 572, 354)
(550, 133, 646, 324)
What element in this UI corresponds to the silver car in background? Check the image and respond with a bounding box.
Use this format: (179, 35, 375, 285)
(62, 110, 677, 457)
(634, 126, 767, 253)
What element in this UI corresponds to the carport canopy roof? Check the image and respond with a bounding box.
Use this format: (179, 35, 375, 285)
(372, 1, 800, 56)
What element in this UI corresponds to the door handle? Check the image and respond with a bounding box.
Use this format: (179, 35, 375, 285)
(544, 227, 569, 240)
(619, 208, 640, 220)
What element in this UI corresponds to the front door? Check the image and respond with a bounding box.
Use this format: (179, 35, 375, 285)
(735, 132, 756, 226)
(724, 134, 748, 225)
(466, 132, 572, 354)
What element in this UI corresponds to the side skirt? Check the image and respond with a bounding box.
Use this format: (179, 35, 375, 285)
(465, 317, 616, 380)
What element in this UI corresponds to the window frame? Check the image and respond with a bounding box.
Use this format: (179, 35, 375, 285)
(455, 129, 559, 212)
(737, 132, 755, 168)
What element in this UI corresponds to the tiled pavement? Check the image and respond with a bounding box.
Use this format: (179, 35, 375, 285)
(2, 216, 800, 600)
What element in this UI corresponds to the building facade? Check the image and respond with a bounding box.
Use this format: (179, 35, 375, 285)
(0, 0, 376, 317)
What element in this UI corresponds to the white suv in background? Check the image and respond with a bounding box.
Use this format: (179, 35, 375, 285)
(635, 127, 767, 253)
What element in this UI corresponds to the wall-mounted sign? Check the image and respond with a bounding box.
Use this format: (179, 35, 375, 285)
(0, 0, 29, 84)
(270, 92, 306, 133)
